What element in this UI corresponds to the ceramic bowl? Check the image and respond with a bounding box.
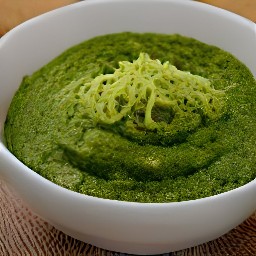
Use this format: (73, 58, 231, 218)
(0, 0, 255, 254)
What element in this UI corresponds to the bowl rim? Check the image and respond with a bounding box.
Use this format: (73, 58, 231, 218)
(1, 0, 255, 41)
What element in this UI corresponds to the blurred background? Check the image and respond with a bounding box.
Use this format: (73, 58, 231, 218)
(0, 0, 255, 36)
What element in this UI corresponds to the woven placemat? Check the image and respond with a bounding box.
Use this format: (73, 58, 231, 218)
(0, 180, 255, 256)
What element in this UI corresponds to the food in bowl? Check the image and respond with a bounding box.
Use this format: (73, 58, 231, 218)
(4, 32, 256, 203)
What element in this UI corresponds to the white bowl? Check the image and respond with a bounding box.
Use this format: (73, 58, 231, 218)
(0, 0, 255, 254)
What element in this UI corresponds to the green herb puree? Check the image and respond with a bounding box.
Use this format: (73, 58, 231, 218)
(4, 32, 256, 202)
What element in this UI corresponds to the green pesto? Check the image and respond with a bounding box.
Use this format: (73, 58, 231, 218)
(4, 32, 256, 202)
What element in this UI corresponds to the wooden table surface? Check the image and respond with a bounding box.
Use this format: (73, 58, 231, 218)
(197, 0, 256, 22)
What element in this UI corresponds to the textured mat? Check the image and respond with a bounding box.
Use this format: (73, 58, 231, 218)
(0, 180, 255, 256)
